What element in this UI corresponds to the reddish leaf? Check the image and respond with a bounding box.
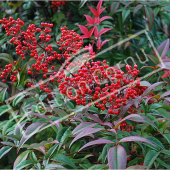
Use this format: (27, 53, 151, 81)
(142, 81, 165, 97)
(97, 0, 103, 12)
(115, 114, 144, 129)
(77, 25, 88, 35)
(18, 122, 46, 150)
(165, 97, 170, 102)
(108, 145, 127, 169)
(160, 91, 170, 98)
(72, 122, 98, 135)
(133, 4, 143, 15)
(99, 28, 112, 36)
(157, 39, 169, 58)
(110, 2, 120, 15)
(100, 16, 112, 22)
(84, 15, 95, 25)
(69, 127, 103, 147)
(124, 41, 131, 50)
(145, 7, 154, 30)
(79, 139, 114, 152)
(89, 7, 98, 17)
(119, 136, 155, 146)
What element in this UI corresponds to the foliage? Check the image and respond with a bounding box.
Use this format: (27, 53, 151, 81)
(0, 0, 170, 169)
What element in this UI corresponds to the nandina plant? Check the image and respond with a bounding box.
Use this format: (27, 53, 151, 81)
(0, 0, 170, 169)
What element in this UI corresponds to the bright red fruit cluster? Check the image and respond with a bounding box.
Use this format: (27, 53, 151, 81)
(51, 0, 67, 9)
(0, 17, 82, 88)
(58, 61, 147, 114)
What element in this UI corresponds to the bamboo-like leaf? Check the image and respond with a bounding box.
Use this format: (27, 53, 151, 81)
(108, 145, 127, 169)
(145, 7, 154, 30)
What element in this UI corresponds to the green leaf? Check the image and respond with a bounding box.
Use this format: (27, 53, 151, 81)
(18, 122, 46, 150)
(18, 64, 27, 87)
(0, 105, 11, 116)
(79, 0, 88, 8)
(0, 88, 7, 102)
(45, 164, 66, 169)
(13, 160, 34, 170)
(0, 53, 14, 64)
(110, 2, 120, 15)
(144, 150, 160, 168)
(122, 10, 131, 22)
(14, 150, 31, 168)
(52, 154, 77, 169)
(0, 146, 12, 159)
(147, 136, 165, 149)
(156, 158, 170, 169)
(46, 144, 58, 159)
(145, 7, 154, 30)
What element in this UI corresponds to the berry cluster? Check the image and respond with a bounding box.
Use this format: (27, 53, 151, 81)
(51, 0, 67, 9)
(120, 122, 133, 132)
(0, 18, 82, 87)
(57, 60, 147, 114)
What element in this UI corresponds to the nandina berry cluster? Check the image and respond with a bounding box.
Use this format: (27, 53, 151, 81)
(51, 0, 67, 9)
(57, 61, 147, 114)
(0, 17, 82, 86)
(120, 122, 133, 132)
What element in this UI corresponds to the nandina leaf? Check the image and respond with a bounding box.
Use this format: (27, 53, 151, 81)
(18, 122, 46, 150)
(79, 139, 114, 152)
(0, 53, 14, 64)
(160, 91, 170, 98)
(108, 145, 127, 169)
(145, 7, 154, 30)
(133, 4, 143, 15)
(69, 127, 103, 147)
(144, 150, 160, 167)
(52, 154, 77, 169)
(14, 150, 31, 168)
(84, 14, 94, 25)
(0, 146, 12, 159)
(122, 9, 131, 22)
(89, 7, 98, 17)
(99, 28, 112, 36)
(72, 122, 98, 135)
(124, 41, 131, 50)
(157, 39, 169, 58)
(100, 16, 112, 22)
(110, 2, 120, 15)
(13, 160, 34, 170)
(115, 114, 144, 129)
(77, 25, 88, 35)
(119, 136, 155, 146)
(142, 81, 165, 96)
(97, 0, 103, 12)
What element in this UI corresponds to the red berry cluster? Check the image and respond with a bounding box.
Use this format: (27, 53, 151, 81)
(120, 122, 133, 132)
(57, 60, 147, 114)
(51, 0, 67, 9)
(0, 18, 82, 88)
(57, 26, 83, 60)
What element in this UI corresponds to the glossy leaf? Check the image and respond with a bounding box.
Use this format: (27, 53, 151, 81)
(145, 7, 154, 30)
(70, 127, 103, 147)
(0, 146, 12, 159)
(18, 122, 46, 150)
(108, 145, 127, 169)
(52, 154, 77, 169)
(79, 139, 114, 152)
(119, 136, 155, 146)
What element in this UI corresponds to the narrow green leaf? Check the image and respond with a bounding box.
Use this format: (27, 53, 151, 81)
(0, 146, 12, 159)
(145, 7, 154, 30)
(52, 154, 77, 169)
(144, 150, 160, 168)
(13, 160, 34, 170)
